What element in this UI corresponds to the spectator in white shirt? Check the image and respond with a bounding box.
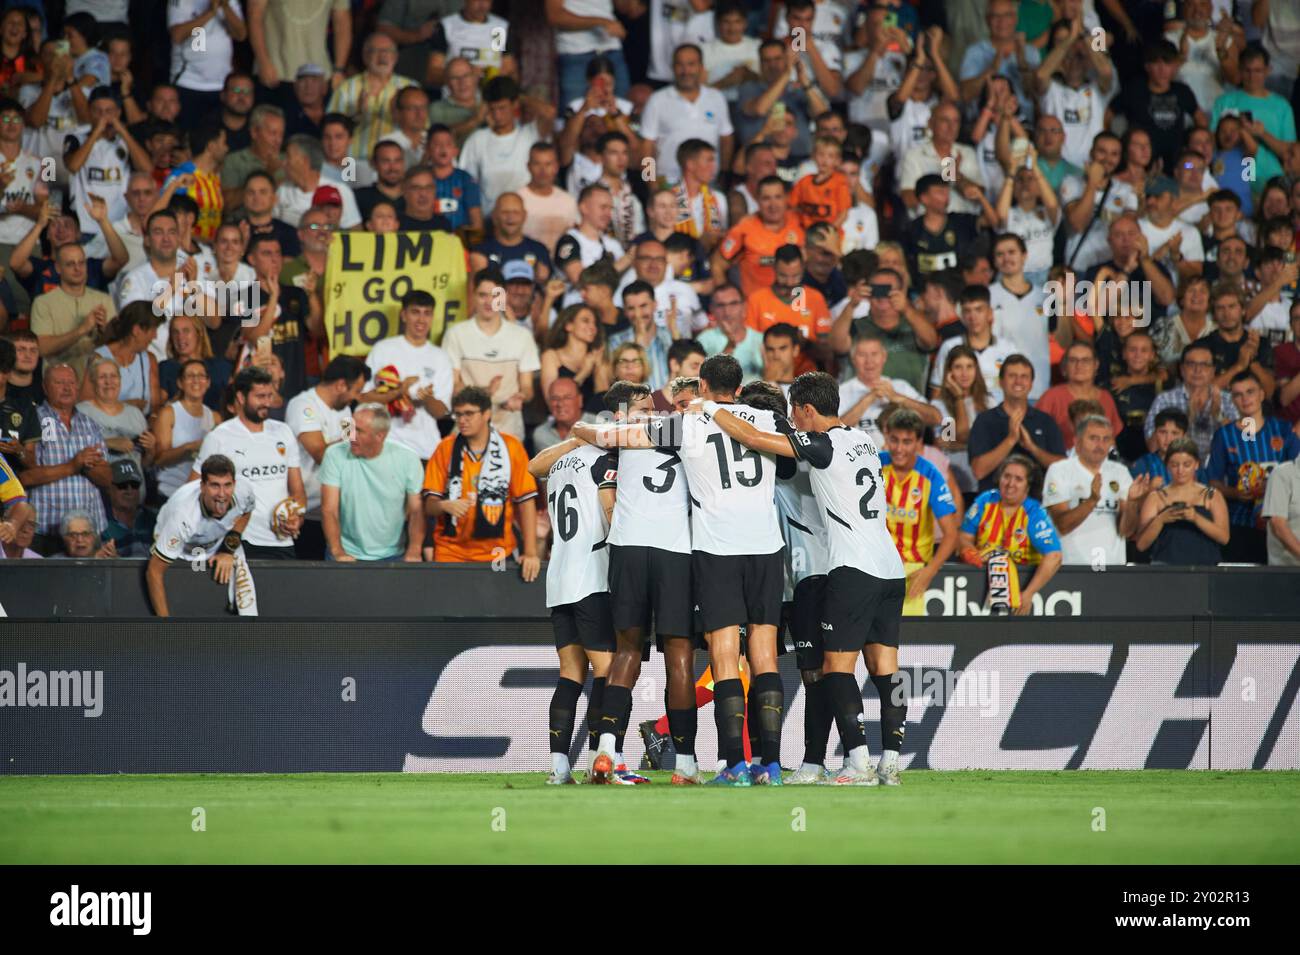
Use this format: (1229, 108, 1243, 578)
(1043, 415, 1145, 566)
(639, 44, 734, 183)
(458, 75, 556, 216)
(284, 354, 370, 559)
(275, 133, 361, 228)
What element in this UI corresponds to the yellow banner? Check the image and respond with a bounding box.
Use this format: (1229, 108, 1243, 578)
(324, 230, 467, 355)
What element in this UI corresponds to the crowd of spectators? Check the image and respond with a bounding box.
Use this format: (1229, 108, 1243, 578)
(1, 0, 1299, 577)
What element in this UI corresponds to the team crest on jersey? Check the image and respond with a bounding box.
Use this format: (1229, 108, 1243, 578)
(909, 486, 922, 501)
(480, 502, 503, 526)
(168, 537, 179, 549)
(276, 441, 286, 456)
(944, 231, 954, 245)
(24, 167, 32, 180)
(1013, 528, 1027, 539)
(1271, 436, 1285, 451)
(302, 406, 315, 418)
(1108, 480, 1119, 492)
(9, 412, 20, 427)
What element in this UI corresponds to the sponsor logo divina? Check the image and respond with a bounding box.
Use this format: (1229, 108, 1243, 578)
(923, 576, 1082, 616)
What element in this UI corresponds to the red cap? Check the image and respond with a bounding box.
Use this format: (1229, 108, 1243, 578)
(311, 185, 343, 207)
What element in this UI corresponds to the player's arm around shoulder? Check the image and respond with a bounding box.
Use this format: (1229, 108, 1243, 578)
(705, 401, 796, 458)
(528, 436, 584, 480)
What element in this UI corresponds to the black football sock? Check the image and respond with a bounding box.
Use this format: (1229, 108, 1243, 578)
(752, 672, 784, 766)
(604, 684, 633, 756)
(823, 672, 866, 751)
(746, 681, 761, 761)
(667, 707, 697, 756)
(588, 677, 606, 752)
(802, 673, 832, 767)
(871, 672, 907, 755)
(549, 677, 583, 755)
(713, 678, 747, 768)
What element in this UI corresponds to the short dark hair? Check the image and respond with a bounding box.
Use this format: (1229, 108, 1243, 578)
(168, 193, 199, 218)
(999, 353, 1036, 380)
(788, 371, 839, 416)
(245, 232, 282, 258)
(233, 366, 274, 399)
(483, 75, 520, 103)
(1182, 341, 1214, 364)
(321, 112, 355, 136)
(242, 169, 277, 191)
(959, 285, 991, 307)
(200, 454, 237, 482)
(472, 267, 505, 289)
(699, 354, 743, 396)
(774, 243, 803, 266)
(739, 380, 787, 416)
(189, 122, 225, 157)
(668, 339, 706, 368)
(1144, 39, 1180, 64)
(915, 173, 948, 197)
(603, 379, 652, 412)
(883, 407, 926, 438)
(402, 289, 436, 310)
(763, 322, 801, 348)
(452, 386, 492, 412)
(623, 279, 655, 303)
(1153, 408, 1189, 432)
(145, 209, 177, 231)
(676, 138, 715, 170)
(597, 130, 629, 153)
(1230, 369, 1263, 389)
(321, 354, 370, 386)
(756, 174, 787, 194)
(1208, 188, 1241, 208)
(993, 232, 1027, 255)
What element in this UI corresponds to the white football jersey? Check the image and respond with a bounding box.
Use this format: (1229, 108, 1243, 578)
(193, 417, 301, 548)
(788, 426, 906, 580)
(776, 460, 829, 600)
(607, 446, 691, 553)
(648, 404, 794, 556)
(152, 478, 257, 562)
(545, 444, 619, 608)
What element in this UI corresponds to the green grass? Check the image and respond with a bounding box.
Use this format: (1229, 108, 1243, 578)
(2, 771, 1298, 864)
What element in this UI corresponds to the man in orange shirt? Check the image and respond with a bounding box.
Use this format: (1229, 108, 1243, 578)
(713, 175, 804, 298)
(422, 386, 541, 578)
(744, 244, 832, 366)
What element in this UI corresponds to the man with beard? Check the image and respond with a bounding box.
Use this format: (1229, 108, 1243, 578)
(190, 367, 305, 560)
(148, 453, 259, 616)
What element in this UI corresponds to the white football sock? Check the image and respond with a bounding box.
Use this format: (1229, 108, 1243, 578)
(551, 753, 570, 776)
(800, 762, 824, 774)
(597, 733, 616, 757)
(676, 755, 697, 776)
(848, 745, 873, 772)
(880, 749, 900, 768)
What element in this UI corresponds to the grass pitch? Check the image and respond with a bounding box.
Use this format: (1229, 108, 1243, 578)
(2, 771, 1298, 864)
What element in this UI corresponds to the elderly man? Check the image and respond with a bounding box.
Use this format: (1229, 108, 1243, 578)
(274, 134, 361, 228)
(101, 457, 154, 557)
(897, 100, 984, 215)
(319, 403, 424, 562)
(324, 33, 414, 161)
(532, 376, 599, 452)
(958, 0, 1041, 118)
(221, 104, 286, 211)
(1043, 415, 1144, 566)
(22, 363, 112, 550)
(396, 166, 454, 234)
(469, 192, 552, 281)
(427, 57, 486, 146)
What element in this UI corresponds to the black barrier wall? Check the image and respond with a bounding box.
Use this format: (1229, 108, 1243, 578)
(2, 618, 1297, 773)
(1, 561, 1298, 619)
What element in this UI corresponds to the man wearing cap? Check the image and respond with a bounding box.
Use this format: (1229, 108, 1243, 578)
(248, 0, 352, 113)
(284, 64, 328, 140)
(275, 134, 361, 229)
(327, 33, 416, 162)
(1139, 176, 1205, 283)
(63, 87, 152, 238)
(502, 260, 544, 331)
(102, 457, 155, 557)
(309, 185, 345, 231)
(469, 192, 552, 282)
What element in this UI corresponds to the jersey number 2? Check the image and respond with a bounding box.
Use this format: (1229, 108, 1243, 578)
(856, 467, 880, 520)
